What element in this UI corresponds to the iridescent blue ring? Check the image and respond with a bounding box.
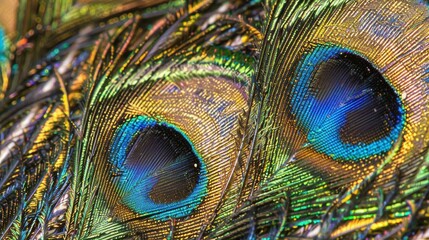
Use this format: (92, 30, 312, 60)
(110, 116, 208, 220)
(291, 44, 406, 160)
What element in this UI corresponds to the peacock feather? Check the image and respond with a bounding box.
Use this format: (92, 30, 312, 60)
(1, 0, 429, 239)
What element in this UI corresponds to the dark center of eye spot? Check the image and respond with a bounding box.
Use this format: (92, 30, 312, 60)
(125, 124, 200, 204)
(312, 52, 402, 144)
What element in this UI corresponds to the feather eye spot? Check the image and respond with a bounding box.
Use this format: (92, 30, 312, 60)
(292, 45, 405, 160)
(110, 116, 208, 220)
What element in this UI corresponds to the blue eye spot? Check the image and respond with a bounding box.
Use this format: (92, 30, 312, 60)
(291, 45, 406, 160)
(110, 116, 208, 220)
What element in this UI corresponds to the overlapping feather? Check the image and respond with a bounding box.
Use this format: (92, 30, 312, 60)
(1, 0, 429, 239)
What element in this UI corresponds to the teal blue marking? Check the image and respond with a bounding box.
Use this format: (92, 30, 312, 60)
(291, 44, 405, 160)
(110, 116, 208, 220)
(0, 27, 7, 63)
